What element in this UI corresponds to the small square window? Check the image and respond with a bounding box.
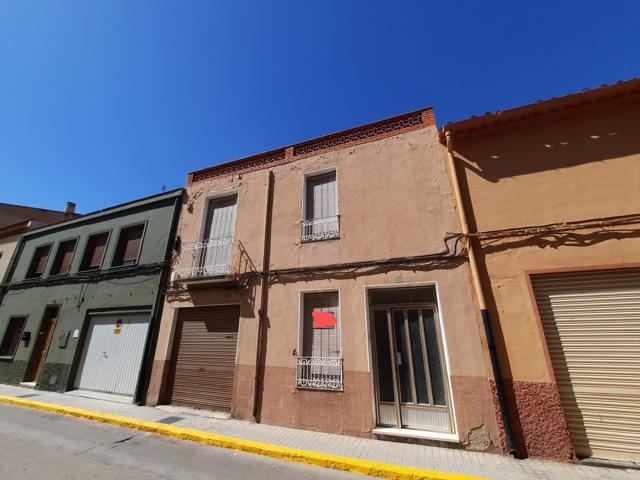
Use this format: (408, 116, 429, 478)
(26, 245, 51, 279)
(79, 232, 109, 271)
(50, 239, 77, 276)
(0, 317, 27, 357)
(112, 224, 144, 267)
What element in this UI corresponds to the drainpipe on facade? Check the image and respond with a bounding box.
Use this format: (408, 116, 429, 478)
(253, 170, 275, 422)
(444, 132, 518, 456)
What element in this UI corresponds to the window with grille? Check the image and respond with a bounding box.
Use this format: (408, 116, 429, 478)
(0, 317, 26, 357)
(112, 224, 145, 267)
(79, 232, 109, 271)
(301, 170, 339, 241)
(26, 245, 51, 279)
(50, 239, 77, 276)
(297, 291, 343, 390)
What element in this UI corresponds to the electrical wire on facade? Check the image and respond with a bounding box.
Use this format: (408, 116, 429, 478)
(2, 262, 168, 291)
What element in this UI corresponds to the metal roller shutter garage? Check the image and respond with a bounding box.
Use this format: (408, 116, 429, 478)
(532, 268, 640, 461)
(168, 305, 240, 412)
(74, 313, 151, 398)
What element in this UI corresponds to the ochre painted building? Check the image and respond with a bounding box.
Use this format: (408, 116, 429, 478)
(147, 109, 505, 452)
(0, 202, 76, 282)
(441, 78, 640, 462)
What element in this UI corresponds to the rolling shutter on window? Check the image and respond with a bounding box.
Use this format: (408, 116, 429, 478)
(303, 292, 340, 358)
(532, 269, 640, 461)
(31, 246, 51, 276)
(202, 196, 237, 270)
(56, 240, 76, 275)
(204, 196, 237, 240)
(0, 317, 26, 357)
(120, 225, 144, 263)
(86, 234, 108, 268)
(306, 172, 337, 221)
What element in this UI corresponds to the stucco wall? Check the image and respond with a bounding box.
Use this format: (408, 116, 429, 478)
(0, 279, 161, 391)
(0, 191, 182, 393)
(148, 125, 502, 450)
(451, 98, 640, 459)
(0, 235, 19, 283)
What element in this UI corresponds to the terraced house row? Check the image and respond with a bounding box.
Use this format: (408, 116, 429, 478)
(1, 78, 639, 465)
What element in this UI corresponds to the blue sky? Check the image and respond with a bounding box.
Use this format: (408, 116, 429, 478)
(1, 1, 639, 213)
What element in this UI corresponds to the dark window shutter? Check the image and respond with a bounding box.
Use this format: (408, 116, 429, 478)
(115, 225, 144, 265)
(27, 245, 51, 278)
(0, 317, 26, 357)
(82, 233, 109, 270)
(52, 240, 76, 275)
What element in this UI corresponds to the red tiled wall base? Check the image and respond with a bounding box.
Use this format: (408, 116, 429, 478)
(491, 379, 576, 462)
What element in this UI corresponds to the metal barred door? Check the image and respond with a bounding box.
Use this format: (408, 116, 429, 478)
(168, 305, 240, 412)
(532, 269, 640, 461)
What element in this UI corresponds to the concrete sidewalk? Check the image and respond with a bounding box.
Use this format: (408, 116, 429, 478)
(0, 385, 637, 480)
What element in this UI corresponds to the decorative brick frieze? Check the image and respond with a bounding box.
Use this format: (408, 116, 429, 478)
(188, 108, 435, 184)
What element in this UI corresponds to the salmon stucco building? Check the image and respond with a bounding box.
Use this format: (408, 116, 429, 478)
(146, 108, 507, 452)
(441, 78, 640, 462)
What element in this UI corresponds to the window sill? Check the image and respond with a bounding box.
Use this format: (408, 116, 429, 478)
(47, 273, 70, 279)
(300, 234, 341, 244)
(109, 262, 139, 270)
(78, 267, 101, 273)
(373, 428, 459, 443)
(0, 355, 16, 361)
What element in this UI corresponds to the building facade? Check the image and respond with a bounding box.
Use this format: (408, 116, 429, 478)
(441, 79, 640, 462)
(147, 109, 506, 452)
(0, 202, 76, 281)
(0, 190, 183, 403)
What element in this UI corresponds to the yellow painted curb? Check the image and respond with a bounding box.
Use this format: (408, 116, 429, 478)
(0, 394, 489, 480)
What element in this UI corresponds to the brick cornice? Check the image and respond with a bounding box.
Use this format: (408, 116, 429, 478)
(189, 107, 435, 184)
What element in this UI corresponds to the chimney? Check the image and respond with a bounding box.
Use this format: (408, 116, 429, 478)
(65, 202, 76, 216)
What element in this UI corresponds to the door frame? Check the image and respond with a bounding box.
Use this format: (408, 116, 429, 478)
(364, 281, 459, 440)
(24, 305, 60, 383)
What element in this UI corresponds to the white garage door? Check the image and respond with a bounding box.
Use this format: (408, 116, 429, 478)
(532, 269, 640, 462)
(74, 313, 151, 398)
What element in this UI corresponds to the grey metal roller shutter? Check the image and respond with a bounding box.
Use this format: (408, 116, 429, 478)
(532, 268, 640, 461)
(168, 305, 240, 412)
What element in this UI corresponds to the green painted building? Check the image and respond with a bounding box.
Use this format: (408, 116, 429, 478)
(0, 189, 183, 403)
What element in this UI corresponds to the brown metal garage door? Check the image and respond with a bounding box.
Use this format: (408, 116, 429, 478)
(532, 269, 640, 462)
(168, 305, 240, 412)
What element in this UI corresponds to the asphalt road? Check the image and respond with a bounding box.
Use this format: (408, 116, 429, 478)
(0, 404, 371, 480)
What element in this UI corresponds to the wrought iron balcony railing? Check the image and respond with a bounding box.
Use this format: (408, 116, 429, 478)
(295, 356, 344, 391)
(300, 215, 340, 242)
(175, 236, 254, 281)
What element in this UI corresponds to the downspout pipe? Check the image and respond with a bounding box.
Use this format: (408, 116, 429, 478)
(253, 170, 274, 422)
(444, 132, 518, 456)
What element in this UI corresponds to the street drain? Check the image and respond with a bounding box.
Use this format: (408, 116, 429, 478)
(158, 416, 184, 424)
(17, 394, 40, 398)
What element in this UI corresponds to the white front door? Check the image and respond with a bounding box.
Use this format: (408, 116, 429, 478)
(74, 313, 151, 397)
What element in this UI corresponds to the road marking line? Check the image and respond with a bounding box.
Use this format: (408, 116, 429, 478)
(0, 394, 489, 480)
